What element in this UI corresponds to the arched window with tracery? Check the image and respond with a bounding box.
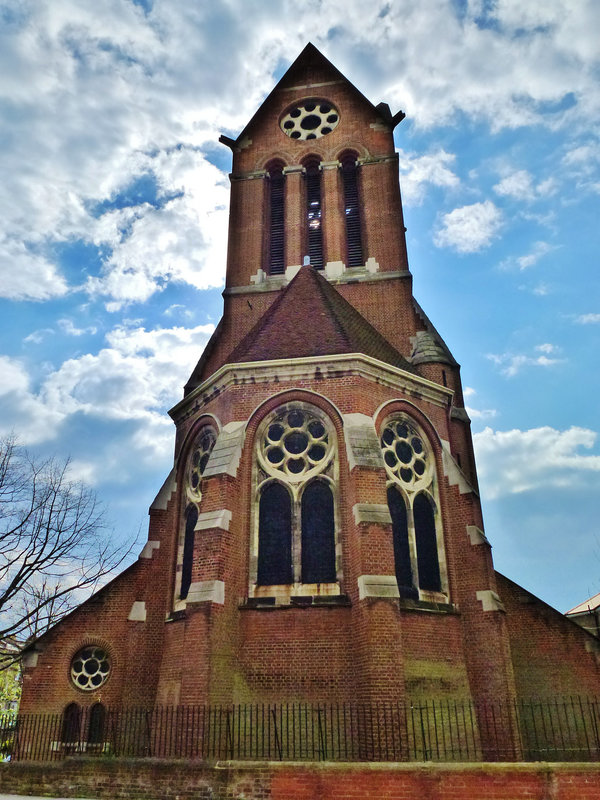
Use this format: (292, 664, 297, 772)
(380, 415, 446, 599)
(175, 425, 217, 604)
(253, 403, 338, 594)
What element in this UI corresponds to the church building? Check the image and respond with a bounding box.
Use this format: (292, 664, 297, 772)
(20, 45, 599, 748)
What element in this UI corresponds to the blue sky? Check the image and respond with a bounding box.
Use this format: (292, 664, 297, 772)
(1, 0, 599, 613)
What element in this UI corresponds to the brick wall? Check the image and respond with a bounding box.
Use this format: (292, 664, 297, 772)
(2, 759, 600, 800)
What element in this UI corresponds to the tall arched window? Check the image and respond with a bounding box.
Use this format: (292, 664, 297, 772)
(180, 505, 199, 599)
(387, 486, 418, 599)
(380, 416, 446, 599)
(268, 162, 285, 275)
(301, 479, 336, 583)
(257, 483, 292, 585)
(87, 702, 106, 747)
(341, 153, 363, 267)
(61, 702, 81, 746)
(176, 425, 217, 604)
(304, 159, 323, 269)
(253, 403, 338, 594)
(414, 493, 442, 592)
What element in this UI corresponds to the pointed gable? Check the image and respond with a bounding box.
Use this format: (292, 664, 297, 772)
(226, 266, 415, 372)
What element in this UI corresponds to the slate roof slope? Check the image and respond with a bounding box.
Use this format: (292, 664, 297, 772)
(225, 265, 416, 372)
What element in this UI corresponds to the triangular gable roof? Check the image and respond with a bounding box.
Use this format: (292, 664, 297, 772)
(226, 266, 416, 372)
(220, 43, 404, 149)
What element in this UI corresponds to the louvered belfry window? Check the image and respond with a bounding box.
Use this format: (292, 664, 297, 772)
(269, 164, 285, 275)
(305, 159, 324, 269)
(342, 155, 363, 267)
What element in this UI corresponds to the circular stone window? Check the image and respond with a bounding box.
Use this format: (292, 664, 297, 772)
(280, 99, 340, 140)
(71, 646, 110, 691)
(380, 419, 430, 489)
(187, 427, 217, 503)
(260, 407, 333, 479)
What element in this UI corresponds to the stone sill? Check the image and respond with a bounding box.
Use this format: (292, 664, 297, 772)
(240, 595, 352, 610)
(397, 598, 458, 615)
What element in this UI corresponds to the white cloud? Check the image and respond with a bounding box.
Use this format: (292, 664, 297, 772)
(487, 344, 563, 376)
(0, 237, 69, 301)
(434, 200, 502, 253)
(474, 425, 600, 499)
(0, 322, 213, 480)
(501, 241, 555, 271)
(493, 170, 557, 202)
(397, 149, 459, 206)
(463, 386, 497, 420)
(58, 319, 98, 336)
(575, 313, 600, 324)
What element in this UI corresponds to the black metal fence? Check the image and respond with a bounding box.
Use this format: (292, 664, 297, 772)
(3, 697, 600, 763)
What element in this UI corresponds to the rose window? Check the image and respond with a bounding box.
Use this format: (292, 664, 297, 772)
(381, 419, 429, 488)
(187, 428, 216, 502)
(71, 646, 110, 691)
(280, 99, 340, 140)
(260, 408, 333, 480)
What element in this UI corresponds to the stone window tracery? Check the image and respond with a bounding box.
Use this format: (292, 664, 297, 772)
(70, 646, 110, 691)
(380, 415, 447, 599)
(252, 404, 338, 596)
(175, 425, 217, 605)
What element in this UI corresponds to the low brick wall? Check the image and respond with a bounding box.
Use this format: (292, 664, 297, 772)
(1, 759, 600, 800)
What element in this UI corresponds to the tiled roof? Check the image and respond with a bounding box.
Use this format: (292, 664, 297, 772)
(226, 266, 415, 372)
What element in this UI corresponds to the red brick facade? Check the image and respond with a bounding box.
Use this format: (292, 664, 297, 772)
(20, 45, 599, 749)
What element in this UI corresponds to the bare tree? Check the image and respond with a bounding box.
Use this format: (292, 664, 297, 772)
(0, 436, 133, 664)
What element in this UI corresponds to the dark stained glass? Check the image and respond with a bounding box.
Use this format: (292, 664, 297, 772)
(257, 483, 293, 585)
(414, 493, 442, 592)
(62, 703, 81, 744)
(180, 505, 198, 599)
(301, 480, 336, 583)
(387, 486, 418, 599)
(87, 703, 106, 745)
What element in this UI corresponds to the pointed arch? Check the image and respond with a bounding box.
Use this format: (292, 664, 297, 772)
(340, 151, 363, 267)
(61, 702, 81, 745)
(303, 156, 323, 269)
(87, 702, 106, 746)
(257, 482, 293, 585)
(301, 479, 336, 583)
(266, 159, 286, 275)
(180, 505, 198, 600)
(387, 485, 418, 599)
(414, 493, 442, 592)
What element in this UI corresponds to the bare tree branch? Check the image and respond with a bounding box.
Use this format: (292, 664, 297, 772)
(0, 436, 136, 666)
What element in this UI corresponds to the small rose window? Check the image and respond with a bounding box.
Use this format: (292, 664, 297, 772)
(187, 428, 217, 503)
(260, 408, 333, 480)
(280, 99, 340, 140)
(71, 646, 110, 691)
(381, 419, 429, 488)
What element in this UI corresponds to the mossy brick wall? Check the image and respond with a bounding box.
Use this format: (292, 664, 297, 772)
(2, 759, 600, 800)
(497, 572, 600, 698)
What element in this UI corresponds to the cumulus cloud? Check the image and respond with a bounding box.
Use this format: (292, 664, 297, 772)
(0, 238, 69, 301)
(474, 425, 600, 499)
(434, 200, 502, 253)
(0, 322, 213, 484)
(487, 343, 563, 376)
(397, 149, 459, 206)
(493, 170, 557, 202)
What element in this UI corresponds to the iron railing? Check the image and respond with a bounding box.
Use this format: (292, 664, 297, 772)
(4, 697, 600, 763)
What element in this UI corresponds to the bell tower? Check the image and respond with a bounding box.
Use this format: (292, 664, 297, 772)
(163, 44, 518, 724)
